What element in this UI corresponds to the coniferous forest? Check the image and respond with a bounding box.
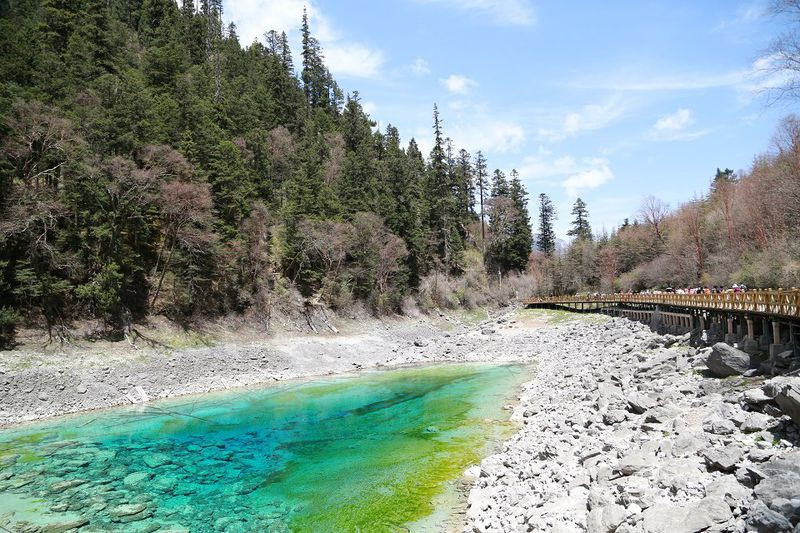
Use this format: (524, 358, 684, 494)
(0, 0, 534, 344)
(3, 1, 800, 350)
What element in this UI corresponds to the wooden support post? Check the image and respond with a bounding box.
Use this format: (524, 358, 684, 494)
(699, 315, 706, 332)
(746, 317, 755, 341)
(727, 317, 735, 335)
(773, 321, 781, 344)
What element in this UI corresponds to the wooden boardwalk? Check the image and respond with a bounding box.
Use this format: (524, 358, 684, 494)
(524, 290, 800, 320)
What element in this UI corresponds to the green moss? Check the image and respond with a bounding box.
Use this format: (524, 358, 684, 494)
(516, 308, 611, 325)
(453, 307, 491, 326)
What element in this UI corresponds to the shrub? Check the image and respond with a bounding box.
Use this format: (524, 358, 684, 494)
(0, 306, 18, 349)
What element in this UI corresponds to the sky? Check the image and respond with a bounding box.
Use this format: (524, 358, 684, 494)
(223, 0, 794, 239)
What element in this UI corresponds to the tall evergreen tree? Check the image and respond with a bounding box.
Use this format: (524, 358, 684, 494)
(474, 150, 487, 253)
(300, 8, 329, 112)
(491, 169, 509, 197)
(536, 193, 557, 256)
(454, 148, 474, 219)
(567, 197, 592, 241)
(486, 169, 532, 272)
(424, 104, 464, 273)
(338, 92, 377, 216)
(507, 170, 533, 269)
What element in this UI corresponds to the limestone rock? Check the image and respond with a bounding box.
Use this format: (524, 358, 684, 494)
(641, 503, 686, 533)
(703, 445, 744, 473)
(40, 518, 90, 533)
(122, 471, 152, 489)
(702, 413, 736, 435)
(626, 392, 656, 414)
(109, 503, 147, 519)
(746, 500, 793, 533)
(48, 478, 87, 493)
(741, 412, 778, 433)
(755, 452, 800, 520)
(143, 453, 171, 469)
(766, 377, 800, 427)
(678, 497, 733, 532)
(617, 450, 657, 476)
(587, 504, 626, 533)
(707, 342, 750, 377)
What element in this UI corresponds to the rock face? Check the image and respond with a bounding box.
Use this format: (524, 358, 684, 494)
(706, 342, 751, 377)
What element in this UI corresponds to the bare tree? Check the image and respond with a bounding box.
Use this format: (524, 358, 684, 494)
(240, 202, 274, 319)
(679, 199, 706, 281)
(151, 181, 214, 307)
(3, 100, 80, 192)
(763, 1, 800, 103)
(638, 196, 670, 246)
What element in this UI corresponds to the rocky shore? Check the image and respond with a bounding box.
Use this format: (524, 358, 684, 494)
(1, 309, 799, 533)
(463, 317, 800, 533)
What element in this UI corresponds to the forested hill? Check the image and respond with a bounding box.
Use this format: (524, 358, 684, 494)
(0, 0, 534, 342)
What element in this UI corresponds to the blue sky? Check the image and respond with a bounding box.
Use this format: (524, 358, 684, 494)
(224, 0, 791, 238)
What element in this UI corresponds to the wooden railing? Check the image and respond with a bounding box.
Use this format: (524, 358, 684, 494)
(524, 290, 800, 319)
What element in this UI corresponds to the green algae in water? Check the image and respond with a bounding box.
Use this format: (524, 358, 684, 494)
(0, 363, 527, 532)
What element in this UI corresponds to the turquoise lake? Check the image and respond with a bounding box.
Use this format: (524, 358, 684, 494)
(0, 363, 528, 532)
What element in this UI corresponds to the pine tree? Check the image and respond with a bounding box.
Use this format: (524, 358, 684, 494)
(301, 8, 330, 112)
(536, 193, 557, 256)
(491, 169, 509, 197)
(424, 104, 463, 273)
(381, 125, 423, 285)
(567, 197, 592, 241)
(338, 92, 378, 216)
(485, 169, 532, 272)
(474, 150, 487, 253)
(279, 31, 293, 73)
(455, 148, 474, 219)
(507, 170, 533, 269)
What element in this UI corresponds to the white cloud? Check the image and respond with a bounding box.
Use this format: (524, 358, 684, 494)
(537, 99, 627, 142)
(406, 57, 431, 76)
(654, 108, 692, 131)
(713, 2, 764, 32)
(224, 0, 385, 79)
(413, 0, 536, 26)
(450, 120, 525, 153)
(516, 153, 578, 180)
(649, 108, 711, 141)
(362, 100, 377, 115)
(442, 74, 478, 94)
(225, 0, 328, 43)
(515, 153, 614, 197)
(565, 55, 784, 97)
(412, 117, 525, 156)
(563, 161, 614, 197)
(326, 44, 385, 78)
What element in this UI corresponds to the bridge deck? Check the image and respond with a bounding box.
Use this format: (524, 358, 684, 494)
(524, 290, 800, 320)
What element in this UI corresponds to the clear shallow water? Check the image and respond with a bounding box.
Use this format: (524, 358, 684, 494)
(0, 363, 527, 532)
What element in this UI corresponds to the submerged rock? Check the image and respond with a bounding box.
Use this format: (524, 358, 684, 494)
(40, 518, 90, 533)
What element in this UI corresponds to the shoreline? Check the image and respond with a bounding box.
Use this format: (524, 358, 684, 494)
(1, 310, 527, 427)
(2, 309, 798, 532)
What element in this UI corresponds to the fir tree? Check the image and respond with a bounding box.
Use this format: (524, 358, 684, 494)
(567, 197, 592, 241)
(536, 193, 557, 256)
(474, 150, 487, 253)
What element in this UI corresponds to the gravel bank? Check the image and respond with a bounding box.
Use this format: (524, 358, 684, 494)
(1, 309, 552, 426)
(462, 316, 800, 533)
